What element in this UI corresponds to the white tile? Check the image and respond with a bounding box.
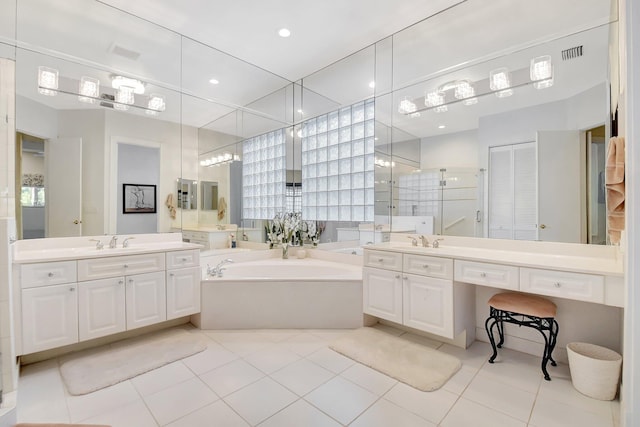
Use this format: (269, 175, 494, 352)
(351, 398, 437, 427)
(438, 341, 492, 369)
(440, 397, 526, 427)
(206, 331, 274, 357)
(224, 377, 298, 426)
(281, 333, 327, 356)
(530, 396, 614, 427)
(271, 359, 334, 396)
(442, 364, 479, 395)
(305, 376, 378, 425)
(258, 399, 341, 427)
(80, 400, 157, 427)
(199, 359, 264, 397)
(66, 380, 141, 423)
(167, 400, 250, 427)
(258, 329, 304, 342)
(17, 360, 69, 423)
(144, 377, 218, 426)
(243, 344, 301, 374)
(307, 329, 354, 342)
(384, 381, 458, 425)
(306, 347, 355, 374)
(536, 375, 614, 417)
(340, 363, 397, 395)
(131, 361, 195, 397)
(462, 371, 536, 422)
(476, 357, 543, 393)
(182, 342, 238, 375)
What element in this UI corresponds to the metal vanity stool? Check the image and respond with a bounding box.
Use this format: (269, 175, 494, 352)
(485, 291, 559, 380)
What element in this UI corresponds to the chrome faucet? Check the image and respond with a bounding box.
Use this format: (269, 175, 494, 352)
(122, 237, 135, 248)
(89, 238, 104, 249)
(432, 238, 444, 248)
(207, 258, 234, 277)
(407, 236, 418, 246)
(418, 235, 430, 248)
(109, 235, 118, 249)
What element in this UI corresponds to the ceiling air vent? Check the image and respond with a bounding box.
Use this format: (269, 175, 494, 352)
(109, 43, 141, 61)
(561, 45, 583, 61)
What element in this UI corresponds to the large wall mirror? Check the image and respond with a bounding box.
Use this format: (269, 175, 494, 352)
(7, 0, 618, 247)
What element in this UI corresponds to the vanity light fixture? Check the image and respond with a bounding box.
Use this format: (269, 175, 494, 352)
(200, 153, 241, 167)
(146, 94, 165, 116)
(111, 75, 145, 94)
(489, 68, 513, 98)
(278, 28, 291, 38)
(425, 90, 447, 112)
(398, 96, 417, 114)
(454, 80, 478, 105)
(38, 66, 59, 96)
(78, 76, 99, 103)
(530, 55, 554, 89)
(114, 85, 135, 110)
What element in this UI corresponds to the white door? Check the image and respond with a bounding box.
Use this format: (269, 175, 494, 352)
(166, 267, 200, 320)
(125, 271, 166, 330)
(22, 283, 78, 354)
(78, 277, 126, 341)
(363, 267, 403, 323)
(537, 131, 583, 242)
(45, 137, 82, 237)
(402, 274, 453, 338)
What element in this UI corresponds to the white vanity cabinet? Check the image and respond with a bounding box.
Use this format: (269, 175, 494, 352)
(363, 249, 474, 345)
(78, 277, 126, 341)
(15, 246, 201, 355)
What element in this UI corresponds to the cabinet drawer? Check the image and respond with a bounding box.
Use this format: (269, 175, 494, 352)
(454, 260, 519, 290)
(520, 268, 604, 303)
(21, 261, 77, 289)
(182, 231, 207, 242)
(78, 253, 165, 281)
(363, 249, 402, 271)
(403, 254, 453, 280)
(166, 249, 200, 269)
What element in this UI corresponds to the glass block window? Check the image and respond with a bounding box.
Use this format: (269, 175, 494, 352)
(242, 128, 286, 219)
(286, 183, 302, 213)
(301, 99, 375, 221)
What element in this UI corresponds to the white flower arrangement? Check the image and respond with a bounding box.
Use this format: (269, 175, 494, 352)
(265, 213, 325, 248)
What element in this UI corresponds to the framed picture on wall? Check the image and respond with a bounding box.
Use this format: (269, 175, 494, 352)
(123, 184, 157, 214)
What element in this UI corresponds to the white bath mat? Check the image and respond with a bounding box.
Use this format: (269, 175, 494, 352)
(59, 328, 208, 395)
(329, 327, 461, 391)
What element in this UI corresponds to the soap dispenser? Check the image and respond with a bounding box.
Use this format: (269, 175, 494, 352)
(231, 234, 237, 248)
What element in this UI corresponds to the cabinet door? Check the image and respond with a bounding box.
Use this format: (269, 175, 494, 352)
(22, 283, 78, 354)
(403, 274, 454, 338)
(125, 271, 166, 330)
(166, 267, 201, 320)
(363, 267, 402, 323)
(78, 277, 126, 341)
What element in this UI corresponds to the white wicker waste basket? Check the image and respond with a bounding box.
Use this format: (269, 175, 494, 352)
(567, 342, 622, 401)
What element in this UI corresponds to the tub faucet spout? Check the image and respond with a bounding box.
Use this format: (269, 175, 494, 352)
(208, 259, 234, 277)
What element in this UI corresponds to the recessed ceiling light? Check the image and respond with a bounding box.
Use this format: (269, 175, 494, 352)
(209, 78, 219, 85)
(368, 81, 375, 89)
(438, 125, 446, 129)
(278, 28, 291, 38)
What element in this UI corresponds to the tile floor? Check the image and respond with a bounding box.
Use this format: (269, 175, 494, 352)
(17, 325, 620, 427)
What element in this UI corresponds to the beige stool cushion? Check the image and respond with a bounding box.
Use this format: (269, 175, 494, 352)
(488, 292, 557, 318)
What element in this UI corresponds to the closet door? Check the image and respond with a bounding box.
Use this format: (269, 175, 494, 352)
(488, 142, 537, 240)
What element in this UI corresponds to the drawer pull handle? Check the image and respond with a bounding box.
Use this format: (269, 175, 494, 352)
(554, 282, 561, 288)
(395, 275, 401, 279)
(69, 287, 75, 292)
(118, 280, 124, 284)
(378, 258, 384, 263)
(180, 258, 188, 262)
(124, 264, 129, 268)
(480, 272, 487, 278)
(48, 272, 54, 277)
(169, 273, 175, 277)
(403, 276, 408, 280)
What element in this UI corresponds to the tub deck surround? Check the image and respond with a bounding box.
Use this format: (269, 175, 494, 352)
(12, 232, 202, 263)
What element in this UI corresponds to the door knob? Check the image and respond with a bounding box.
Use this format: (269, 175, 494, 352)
(73, 219, 82, 224)
(540, 224, 546, 229)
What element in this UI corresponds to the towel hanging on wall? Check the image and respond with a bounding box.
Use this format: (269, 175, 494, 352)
(218, 196, 227, 221)
(165, 193, 177, 219)
(605, 136, 625, 244)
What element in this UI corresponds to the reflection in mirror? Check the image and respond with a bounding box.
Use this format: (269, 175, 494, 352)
(176, 178, 197, 210)
(201, 181, 219, 211)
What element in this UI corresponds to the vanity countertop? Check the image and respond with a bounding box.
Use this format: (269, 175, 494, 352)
(368, 237, 623, 277)
(12, 233, 203, 264)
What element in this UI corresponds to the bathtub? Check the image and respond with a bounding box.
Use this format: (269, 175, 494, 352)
(194, 258, 364, 329)
(330, 247, 363, 256)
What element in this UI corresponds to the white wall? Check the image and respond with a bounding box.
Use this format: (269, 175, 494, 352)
(15, 95, 58, 139)
(420, 129, 478, 169)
